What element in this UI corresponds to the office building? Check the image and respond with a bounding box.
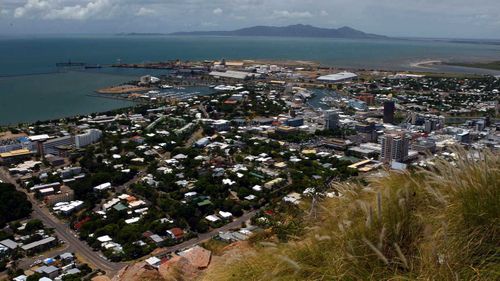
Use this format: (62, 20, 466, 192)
(355, 123, 377, 142)
(383, 100, 395, 124)
(286, 117, 304, 127)
(423, 116, 445, 133)
(380, 133, 410, 164)
(75, 129, 102, 148)
(324, 110, 339, 130)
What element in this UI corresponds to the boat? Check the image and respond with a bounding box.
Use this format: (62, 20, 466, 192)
(214, 85, 237, 91)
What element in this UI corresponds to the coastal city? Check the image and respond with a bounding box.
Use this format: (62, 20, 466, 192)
(0, 58, 498, 280)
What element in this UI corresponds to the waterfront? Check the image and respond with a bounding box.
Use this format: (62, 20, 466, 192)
(1, 35, 500, 125)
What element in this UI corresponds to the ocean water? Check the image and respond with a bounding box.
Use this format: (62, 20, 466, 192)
(1, 35, 500, 125)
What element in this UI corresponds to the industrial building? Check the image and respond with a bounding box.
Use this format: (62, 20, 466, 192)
(317, 71, 358, 83)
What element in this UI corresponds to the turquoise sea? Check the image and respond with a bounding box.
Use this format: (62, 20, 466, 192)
(1, 35, 500, 125)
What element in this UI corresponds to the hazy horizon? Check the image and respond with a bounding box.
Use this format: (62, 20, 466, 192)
(0, 0, 499, 39)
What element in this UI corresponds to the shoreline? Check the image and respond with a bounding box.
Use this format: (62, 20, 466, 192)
(409, 60, 442, 69)
(1, 58, 499, 127)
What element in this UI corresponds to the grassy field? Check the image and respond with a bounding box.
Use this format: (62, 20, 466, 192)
(203, 150, 500, 280)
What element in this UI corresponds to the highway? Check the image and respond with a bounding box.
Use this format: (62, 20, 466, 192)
(0, 169, 126, 277)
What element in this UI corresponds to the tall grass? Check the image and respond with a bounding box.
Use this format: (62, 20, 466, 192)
(202, 150, 499, 280)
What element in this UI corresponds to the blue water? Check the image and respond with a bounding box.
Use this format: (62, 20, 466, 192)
(1, 35, 500, 125)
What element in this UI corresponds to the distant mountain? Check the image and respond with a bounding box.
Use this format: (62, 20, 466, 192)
(169, 24, 387, 39)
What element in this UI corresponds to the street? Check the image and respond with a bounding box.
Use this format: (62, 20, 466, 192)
(1, 168, 258, 279)
(0, 168, 126, 277)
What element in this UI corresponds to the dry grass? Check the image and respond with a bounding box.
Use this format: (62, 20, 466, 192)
(203, 150, 500, 280)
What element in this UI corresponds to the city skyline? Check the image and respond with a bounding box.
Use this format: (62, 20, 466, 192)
(1, 0, 500, 39)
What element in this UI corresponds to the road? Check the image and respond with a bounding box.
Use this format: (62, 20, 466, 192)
(2, 168, 259, 278)
(0, 169, 126, 277)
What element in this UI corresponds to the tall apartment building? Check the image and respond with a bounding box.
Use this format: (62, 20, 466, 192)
(380, 133, 410, 164)
(324, 110, 339, 130)
(383, 100, 395, 124)
(75, 129, 102, 148)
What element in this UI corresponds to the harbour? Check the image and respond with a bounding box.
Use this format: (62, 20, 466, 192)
(1, 35, 500, 126)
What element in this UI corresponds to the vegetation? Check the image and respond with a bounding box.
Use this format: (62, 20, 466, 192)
(0, 183, 32, 227)
(203, 150, 499, 280)
(447, 61, 500, 71)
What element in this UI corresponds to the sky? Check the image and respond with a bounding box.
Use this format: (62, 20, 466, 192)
(0, 0, 499, 38)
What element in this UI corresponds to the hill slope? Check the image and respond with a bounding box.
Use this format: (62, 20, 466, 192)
(203, 150, 500, 280)
(170, 24, 386, 39)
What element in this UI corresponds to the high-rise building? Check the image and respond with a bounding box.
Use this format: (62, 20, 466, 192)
(380, 133, 410, 164)
(324, 110, 339, 130)
(383, 100, 395, 124)
(423, 116, 445, 133)
(355, 122, 377, 142)
(75, 129, 102, 148)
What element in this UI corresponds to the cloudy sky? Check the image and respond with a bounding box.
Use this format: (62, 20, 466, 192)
(0, 0, 499, 38)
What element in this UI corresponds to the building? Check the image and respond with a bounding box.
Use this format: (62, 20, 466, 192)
(45, 155, 65, 167)
(21, 237, 57, 255)
(0, 149, 32, 164)
(324, 110, 339, 130)
(45, 185, 75, 206)
(383, 100, 395, 124)
(456, 131, 471, 144)
(0, 136, 33, 154)
(35, 265, 59, 279)
(355, 123, 377, 142)
(412, 139, 437, 154)
(348, 99, 368, 111)
(423, 116, 444, 133)
(317, 72, 358, 83)
(356, 93, 375, 105)
(285, 117, 304, 127)
(209, 70, 257, 80)
(42, 136, 74, 155)
(75, 129, 102, 148)
(380, 133, 411, 164)
(211, 120, 230, 131)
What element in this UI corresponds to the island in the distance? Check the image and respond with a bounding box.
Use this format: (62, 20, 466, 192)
(119, 24, 387, 39)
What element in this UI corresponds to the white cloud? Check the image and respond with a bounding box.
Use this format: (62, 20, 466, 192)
(3, 0, 500, 38)
(271, 10, 313, 19)
(14, 0, 50, 18)
(213, 8, 223, 15)
(136, 6, 155, 16)
(45, 0, 113, 20)
(14, 0, 114, 20)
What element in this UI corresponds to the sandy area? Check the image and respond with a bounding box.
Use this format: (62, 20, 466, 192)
(97, 85, 150, 94)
